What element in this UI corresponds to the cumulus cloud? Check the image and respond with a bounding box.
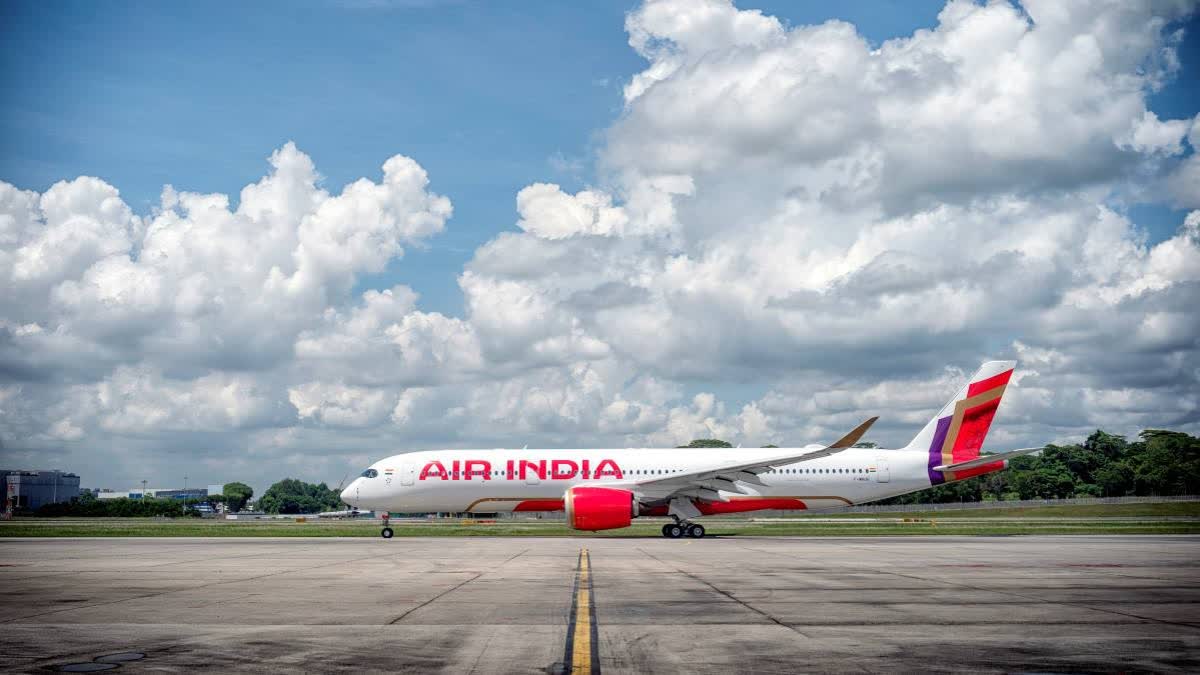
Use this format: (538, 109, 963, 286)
(2, 0, 1198, 490)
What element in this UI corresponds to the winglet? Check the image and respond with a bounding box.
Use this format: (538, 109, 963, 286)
(828, 416, 879, 448)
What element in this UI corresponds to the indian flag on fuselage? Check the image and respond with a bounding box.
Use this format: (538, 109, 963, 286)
(904, 360, 1016, 486)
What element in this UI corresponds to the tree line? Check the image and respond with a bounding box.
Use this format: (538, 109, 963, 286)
(33, 478, 345, 517)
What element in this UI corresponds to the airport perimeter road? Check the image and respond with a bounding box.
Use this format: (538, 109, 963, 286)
(1, 536, 1198, 673)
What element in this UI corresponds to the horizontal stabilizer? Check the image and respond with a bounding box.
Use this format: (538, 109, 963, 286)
(933, 447, 1042, 472)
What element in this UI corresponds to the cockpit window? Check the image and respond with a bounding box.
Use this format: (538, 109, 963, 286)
(361, 469, 378, 478)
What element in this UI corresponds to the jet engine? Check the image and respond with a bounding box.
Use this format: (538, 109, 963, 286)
(564, 486, 635, 531)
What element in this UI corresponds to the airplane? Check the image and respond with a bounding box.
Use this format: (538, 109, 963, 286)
(341, 360, 1040, 539)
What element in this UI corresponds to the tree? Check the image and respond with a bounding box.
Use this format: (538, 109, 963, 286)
(1130, 430, 1200, 495)
(206, 493, 226, 512)
(1094, 462, 1133, 497)
(1084, 430, 1127, 459)
(678, 439, 733, 448)
(223, 482, 254, 512)
(258, 478, 343, 514)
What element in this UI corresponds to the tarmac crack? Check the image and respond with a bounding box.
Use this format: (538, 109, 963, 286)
(385, 547, 529, 626)
(635, 547, 812, 638)
(386, 572, 484, 625)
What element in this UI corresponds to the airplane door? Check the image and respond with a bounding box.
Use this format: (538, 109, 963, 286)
(401, 463, 415, 486)
(875, 457, 890, 483)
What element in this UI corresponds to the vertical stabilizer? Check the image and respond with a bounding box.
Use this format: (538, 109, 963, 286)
(905, 361, 1016, 484)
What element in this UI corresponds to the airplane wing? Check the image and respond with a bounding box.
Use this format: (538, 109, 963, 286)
(607, 416, 878, 503)
(932, 446, 1042, 472)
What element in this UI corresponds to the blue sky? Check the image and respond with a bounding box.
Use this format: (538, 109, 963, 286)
(5, 0, 1195, 319)
(2, 0, 974, 317)
(3, 2, 1195, 318)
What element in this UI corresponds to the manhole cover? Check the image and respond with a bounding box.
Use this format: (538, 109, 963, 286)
(96, 653, 145, 663)
(58, 664, 117, 672)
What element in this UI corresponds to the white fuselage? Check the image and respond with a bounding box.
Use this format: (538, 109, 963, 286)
(341, 447, 938, 516)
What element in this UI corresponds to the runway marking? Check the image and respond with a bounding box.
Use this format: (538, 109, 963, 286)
(563, 548, 600, 674)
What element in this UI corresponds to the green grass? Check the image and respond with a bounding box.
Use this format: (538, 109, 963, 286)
(804, 501, 1200, 519)
(2, 514, 1198, 538)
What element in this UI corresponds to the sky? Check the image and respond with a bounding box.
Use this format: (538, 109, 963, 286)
(1, 0, 1198, 494)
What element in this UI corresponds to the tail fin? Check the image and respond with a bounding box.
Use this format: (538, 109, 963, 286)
(905, 361, 1016, 484)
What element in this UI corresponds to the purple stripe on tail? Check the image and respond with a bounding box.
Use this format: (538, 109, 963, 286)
(927, 415, 952, 485)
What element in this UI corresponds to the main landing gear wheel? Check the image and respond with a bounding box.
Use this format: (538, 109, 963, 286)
(661, 524, 672, 537)
(665, 524, 684, 538)
(381, 527, 394, 539)
(686, 524, 705, 539)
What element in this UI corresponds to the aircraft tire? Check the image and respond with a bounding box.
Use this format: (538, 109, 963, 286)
(666, 524, 684, 538)
(661, 524, 672, 537)
(381, 527, 394, 539)
(687, 524, 705, 539)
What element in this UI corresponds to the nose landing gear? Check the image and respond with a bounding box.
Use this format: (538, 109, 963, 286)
(380, 512, 393, 539)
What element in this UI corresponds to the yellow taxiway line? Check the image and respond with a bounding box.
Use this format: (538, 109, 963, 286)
(566, 548, 599, 674)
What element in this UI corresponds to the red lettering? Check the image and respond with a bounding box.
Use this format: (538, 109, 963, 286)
(464, 459, 492, 480)
(519, 459, 546, 480)
(581, 458, 590, 479)
(594, 459, 623, 478)
(419, 461, 448, 481)
(551, 459, 578, 480)
(505, 459, 514, 480)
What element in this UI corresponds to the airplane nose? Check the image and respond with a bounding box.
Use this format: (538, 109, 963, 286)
(340, 481, 357, 506)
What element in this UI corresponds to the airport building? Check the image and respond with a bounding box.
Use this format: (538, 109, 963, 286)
(95, 487, 209, 500)
(2, 470, 81, 510)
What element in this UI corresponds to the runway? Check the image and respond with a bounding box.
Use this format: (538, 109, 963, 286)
(1, 535, 1198, 673)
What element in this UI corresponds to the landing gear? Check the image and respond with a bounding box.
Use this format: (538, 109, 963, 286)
(381, 527, 394, 539)
(660, 517, 704, 539)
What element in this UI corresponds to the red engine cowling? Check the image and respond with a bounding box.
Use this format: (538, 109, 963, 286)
(564, 486, 635, 531)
